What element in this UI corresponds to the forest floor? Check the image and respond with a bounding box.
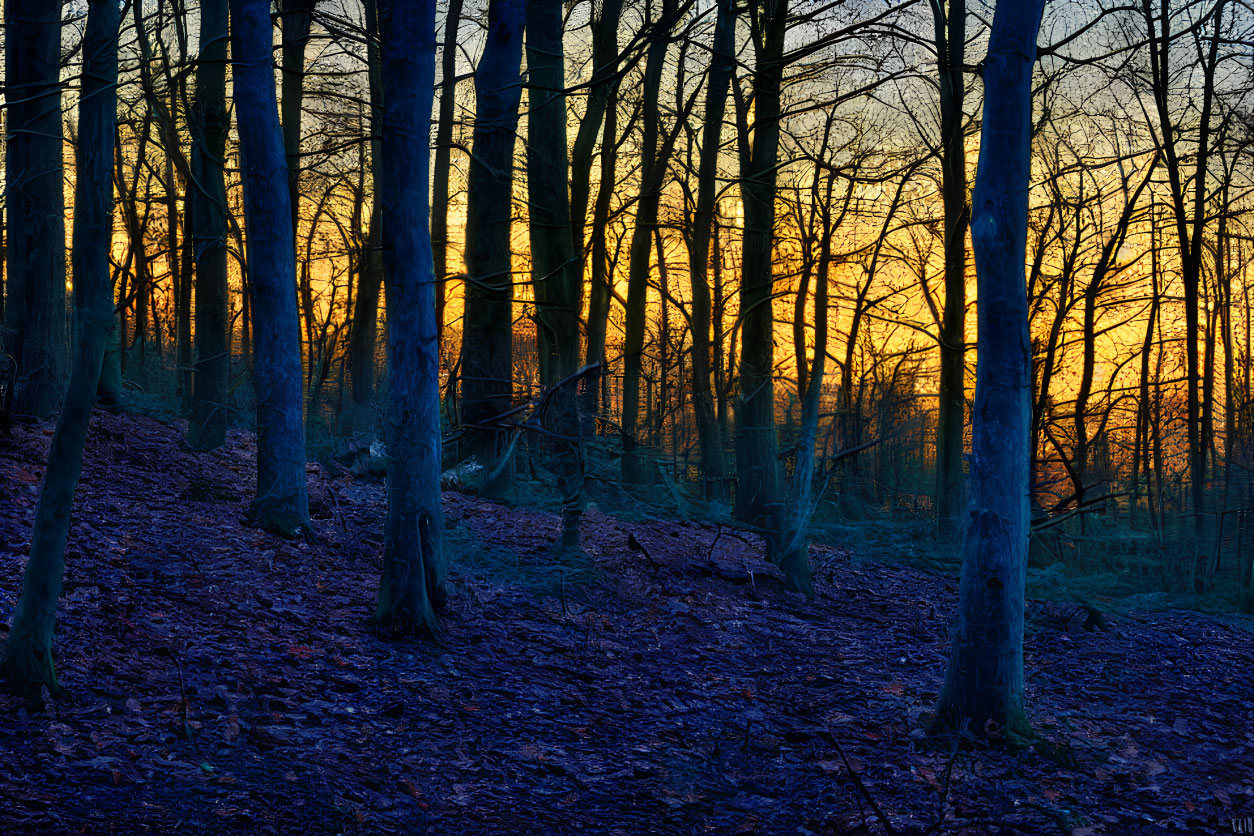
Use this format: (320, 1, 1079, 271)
(0, 411, 1252, 835)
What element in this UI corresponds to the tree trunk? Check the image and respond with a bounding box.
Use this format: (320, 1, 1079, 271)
(431, 0, 465, 339)
(344, 0, 386, 433)
(569, 0, 624, 283)
(621, 2, 672, 484)
(231, 0, 312, 537)
(932, 0, 969, 534)
(774, 164, 835, 597)
(188, 0, 232, 450)
(280, 0, 316, 238)
(1, 0, 119, 696)
(687, 0, 735, 501)
(734, 0, 787, 543)
(373, 0, 447, 635)
(582, 77, 620, 415)
(459, 0, 524, 492)
(526, 0, 585, 550)
(4, 0, 68, 417)
(934, 0, 1044, 738)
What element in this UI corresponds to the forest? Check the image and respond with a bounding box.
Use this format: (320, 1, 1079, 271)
(1, 0, 1253, 831)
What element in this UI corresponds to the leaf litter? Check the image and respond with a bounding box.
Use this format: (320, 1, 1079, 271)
(0, 411, 1250, 834)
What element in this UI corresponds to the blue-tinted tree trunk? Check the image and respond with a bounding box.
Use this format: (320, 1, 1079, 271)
(230, 0, 312, 537)
(188, 0, 232, 450)
(934, 0, 1045, 737)
(1, 0, 119, 695)
(373, 0, 447, 634)
(4, 0, 67, 417)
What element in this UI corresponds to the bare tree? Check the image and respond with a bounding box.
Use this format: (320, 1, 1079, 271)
(1, 0, 120, 694)
(934, 0, 1045, 737)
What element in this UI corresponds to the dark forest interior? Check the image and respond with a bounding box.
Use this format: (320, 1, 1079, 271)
(2, 0, 1253, 832)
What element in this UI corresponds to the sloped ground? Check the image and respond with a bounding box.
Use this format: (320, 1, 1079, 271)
(0, 411, 1250, 835)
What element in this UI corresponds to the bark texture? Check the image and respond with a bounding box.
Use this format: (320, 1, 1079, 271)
(934, 0, 1045, 737)
(373, 0, 447, 635)
(231, 0, 312, 537)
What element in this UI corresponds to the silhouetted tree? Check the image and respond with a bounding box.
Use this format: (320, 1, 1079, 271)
(931, 0, 969, 534)
(431, 0, 465, 336)
(734, 0, 787, 543)
(188, 0, 232, 450)
(344, 0, 386, 433)
(460, 0, 524, 492)
(687, 0, 736, 501)
(4, 0, 67, 416)
(526, 0, 585, 549)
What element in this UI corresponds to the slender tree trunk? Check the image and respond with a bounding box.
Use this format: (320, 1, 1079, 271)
(622, 2, 672, 484)
(734, 0, 787, 540)
(933, 0, 969, 534)
(188, 0, 232, 450)
(280, 0, 316, 238)
(775, 169, 835, 596)
(431, 0, 465, 341)
(687, 0, 735, 501)
(344, 0, 385, 433)
(569, 0, 624, 282)
(373, 0, 447, 634)
(1144, 0, 1226, 527)
(934, 0, 1044, 737)
(5, 0, 68, 417)
(1, 0, 119, 695)
(231, 0, 312, 537)
(526, 0, 585, 549)
(582, 78, 620, 415)
(460, 0, 524, 492)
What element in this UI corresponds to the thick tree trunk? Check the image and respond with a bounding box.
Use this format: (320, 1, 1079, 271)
(1, 0, 119, 696)
(188, 0, 232, 450)
(4, 0, 68, 417)
(934, 0, 1044, 738)
(231, 0, 312, 537)
(459, 0, 524, 492)
(526, 0, 585, 550)
(373, 0, 447, 635)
